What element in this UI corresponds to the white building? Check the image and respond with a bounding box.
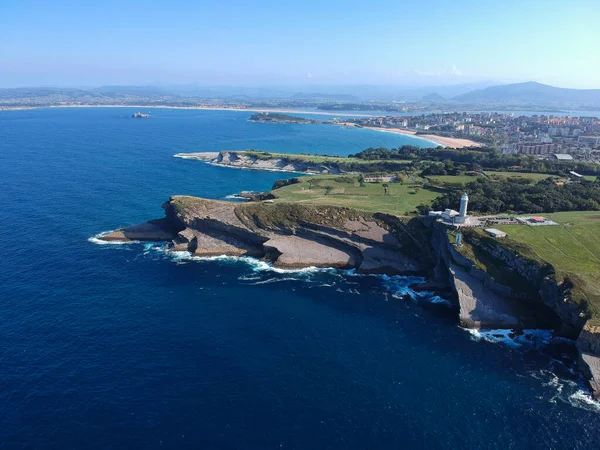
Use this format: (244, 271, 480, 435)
(485, 228, 507, 238)
(431, 193, 473, 226)
(441, 209, 460, 222)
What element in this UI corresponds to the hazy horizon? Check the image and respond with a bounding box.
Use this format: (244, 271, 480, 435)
(1, 0, 599, 89)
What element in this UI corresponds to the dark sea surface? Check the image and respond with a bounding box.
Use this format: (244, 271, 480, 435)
(1, 107, 599, 449)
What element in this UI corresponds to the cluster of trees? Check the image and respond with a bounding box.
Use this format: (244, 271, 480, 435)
(432, 177, 600, 214)
(349, 146, 600, 177)
(349, 146, 424, 160)
(420, 160, 470, 177)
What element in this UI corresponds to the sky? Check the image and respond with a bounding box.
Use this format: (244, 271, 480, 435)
(1, 0, 599, 89)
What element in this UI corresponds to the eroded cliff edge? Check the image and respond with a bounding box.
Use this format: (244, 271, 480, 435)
(105, 196, 431, 274)
(100, 196, 600, 398)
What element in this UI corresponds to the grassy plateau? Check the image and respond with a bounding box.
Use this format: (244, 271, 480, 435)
(269, 175, 438, 216)
(493, 212, 600, 322)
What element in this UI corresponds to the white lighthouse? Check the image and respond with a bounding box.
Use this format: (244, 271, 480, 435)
(459, 192, 469, 218)
(453, 192, 470, 225)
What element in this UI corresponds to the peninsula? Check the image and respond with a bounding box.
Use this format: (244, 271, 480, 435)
(103, 140, 600, 399)
(174, 150, 412, 174)
(248, 112, 329, 124)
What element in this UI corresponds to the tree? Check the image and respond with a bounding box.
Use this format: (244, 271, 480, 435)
(382, 183, 390, 196)
(416, 204, 431, 215)
(358, 174, 365, 187)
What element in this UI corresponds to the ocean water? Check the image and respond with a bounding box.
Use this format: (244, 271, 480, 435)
(1, 107, 599, 449)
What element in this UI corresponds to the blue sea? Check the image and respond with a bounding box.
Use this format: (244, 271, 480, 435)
(1, 107, 599, 449)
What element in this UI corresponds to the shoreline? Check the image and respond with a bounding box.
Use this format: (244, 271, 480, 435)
(2, 104, 481, 148)
(0, 104, 378, 117)
(340, 122, 482, 148)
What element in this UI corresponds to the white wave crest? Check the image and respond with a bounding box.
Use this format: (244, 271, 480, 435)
(173, 154, 202, 160)
(382, 275, 452, 307)
(466, 328, 553, 348)
(531, 370, 600, 412)
(242, 277, 301, 285)
(568, 389, 600, 412)
(129, 243, 453, 305)
(88, 230, 139, 245)
(143, 245, 332, 274)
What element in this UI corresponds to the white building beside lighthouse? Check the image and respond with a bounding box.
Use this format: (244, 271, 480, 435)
(431, 192, 472, 226)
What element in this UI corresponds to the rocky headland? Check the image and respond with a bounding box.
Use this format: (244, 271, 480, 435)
(248, 112, 329, 124)
(99, 196, 600, 399)
(174, 151, 347, 174)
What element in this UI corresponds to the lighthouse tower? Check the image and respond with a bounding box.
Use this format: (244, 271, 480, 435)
(459, 192, 469, 218)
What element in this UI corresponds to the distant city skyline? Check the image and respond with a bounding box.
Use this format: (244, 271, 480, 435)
(1, 0, 599, 89)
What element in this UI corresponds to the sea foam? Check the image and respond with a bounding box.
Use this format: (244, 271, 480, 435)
(466, 328, 553, 348)
(134, 243, 453, 306)
(88, 230, 139, 245)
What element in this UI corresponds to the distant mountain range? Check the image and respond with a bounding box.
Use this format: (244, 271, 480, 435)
(1, 81, 600, 110)
(451, 81, 600, 109)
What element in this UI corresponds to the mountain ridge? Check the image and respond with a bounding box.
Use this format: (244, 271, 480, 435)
(452, 81, 600, 108)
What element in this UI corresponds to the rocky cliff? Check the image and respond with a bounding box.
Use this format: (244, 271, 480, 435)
(174, 151, 345, 174)
(434, 225, 599, 397)
(102, 196, 428, 273)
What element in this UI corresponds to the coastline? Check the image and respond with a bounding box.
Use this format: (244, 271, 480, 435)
(2, 104, 481, 148)
(340, 122, 482, 149)
(1, 104, 377, 117)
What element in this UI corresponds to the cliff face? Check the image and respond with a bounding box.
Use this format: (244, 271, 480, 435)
(428, 222, 550, 330)
(578, 324, 600, 398)
(433, 224, 599, 397)
(446, 229, 587, 336)
(103, 196, 428, 273)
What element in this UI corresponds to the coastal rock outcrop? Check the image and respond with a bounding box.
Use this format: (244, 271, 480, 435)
(101, 196, 427, 274)
(174, 151, 344, 174)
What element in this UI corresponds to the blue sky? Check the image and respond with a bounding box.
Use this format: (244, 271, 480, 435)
(1, 0, 599, 88)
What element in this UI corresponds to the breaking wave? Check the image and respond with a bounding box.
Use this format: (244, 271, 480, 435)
(88, 230, 139, 245)
(381, 275, 453, 307)
(466, 328, 553, 348)
(530, 370, 600, 412)
(138, 244, 452, 306)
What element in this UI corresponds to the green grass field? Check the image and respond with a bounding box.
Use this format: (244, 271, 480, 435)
(269, 175, 440, 216)
(494, 211, 600, 321)
(426, 174, 480, 185)
(484, 171, 560, 180)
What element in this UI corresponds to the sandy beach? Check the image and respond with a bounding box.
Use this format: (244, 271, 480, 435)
(340, 123, 482, 148)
